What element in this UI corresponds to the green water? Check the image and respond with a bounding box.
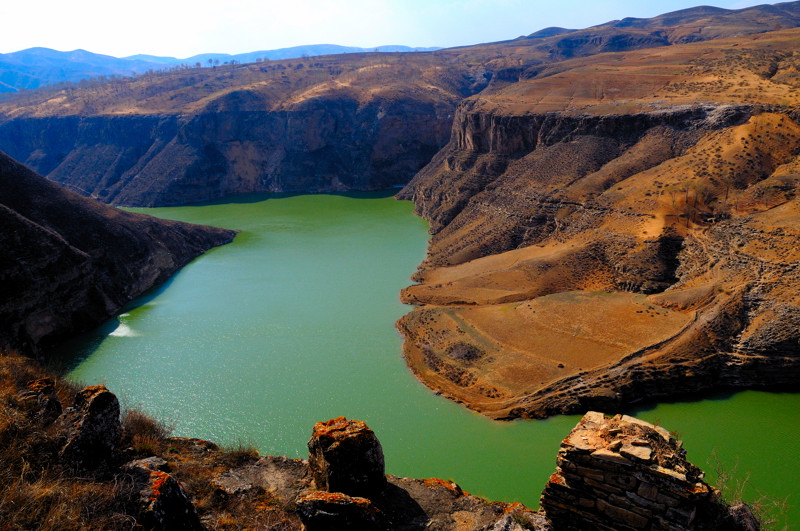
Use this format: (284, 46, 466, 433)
(62, 192, 798, 525)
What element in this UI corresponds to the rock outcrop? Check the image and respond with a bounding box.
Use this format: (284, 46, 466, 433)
(0, 150, 236, 356)
(57, 385, 121, 471)
(124, 458, 204, 531)
(297, 491, 385, 531)
(540, 412, 756, 530)
(307, 416, 387, 498)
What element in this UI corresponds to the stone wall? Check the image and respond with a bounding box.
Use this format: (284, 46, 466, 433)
(540, 412, 758, 530)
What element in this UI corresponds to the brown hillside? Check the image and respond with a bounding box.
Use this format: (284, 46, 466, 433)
(0, 151, 235, 356)
(398, 28, 800, 419)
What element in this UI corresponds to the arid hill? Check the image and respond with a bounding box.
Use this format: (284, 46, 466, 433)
(397, 28, 800, 418)
(0, 151, 236, 356)
(0, 3, 799, 206)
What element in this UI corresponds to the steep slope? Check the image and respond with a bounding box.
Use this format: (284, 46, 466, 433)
(1, 2, 799, 206)
(0, 151, 236, 356)
(398, 28, 800, 419)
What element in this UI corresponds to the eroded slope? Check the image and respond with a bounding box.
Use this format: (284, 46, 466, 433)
(398, 29, 800, 419)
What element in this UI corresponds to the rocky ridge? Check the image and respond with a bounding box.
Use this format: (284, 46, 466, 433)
(0, 358, 759, 529)
(0, 151, 236, 355)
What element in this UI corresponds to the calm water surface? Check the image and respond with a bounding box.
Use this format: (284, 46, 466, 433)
(62, 192, 798, 524)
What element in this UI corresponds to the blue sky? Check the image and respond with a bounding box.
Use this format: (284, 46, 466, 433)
(2, 0, 769, 58)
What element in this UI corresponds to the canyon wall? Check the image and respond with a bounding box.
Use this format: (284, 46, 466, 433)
(0, 151, 236, 355)
(397, 29, 800, 419)
(0, 96, 455, 206)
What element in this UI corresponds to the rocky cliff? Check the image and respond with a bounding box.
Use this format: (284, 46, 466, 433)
(0, 53, 481, 206)
(0, 151, 236, 355)
(0, 355, 761, 529)
(0, 96, 457, 206)
(2, 4, 799, 206)
(397, 28, 800, 419)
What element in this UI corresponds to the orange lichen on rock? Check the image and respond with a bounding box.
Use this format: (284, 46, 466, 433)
(312, 416, 374, 440)
(298, 491, 373, 506)
(423, 478, 464, 495)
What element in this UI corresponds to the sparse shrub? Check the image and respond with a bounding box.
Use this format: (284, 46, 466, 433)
(121, 407, 172, 456)
(220, 442, 261, 467)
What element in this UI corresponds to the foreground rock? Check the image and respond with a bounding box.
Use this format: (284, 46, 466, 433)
(540, 412, 756, 530)
(307, 416, 387, 497)
(0, 151, 236, 356)
(294, 414, 752, 530)
(57, 385, 120, 471)
(124, 458, 204, 531)
(0, 358, 761, 530)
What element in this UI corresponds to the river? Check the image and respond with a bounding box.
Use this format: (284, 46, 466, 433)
(59, 192, 798, 526)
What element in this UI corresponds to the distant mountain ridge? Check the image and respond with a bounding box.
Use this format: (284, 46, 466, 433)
(0, 44, 441, 94)
(126, 44, 440, 65)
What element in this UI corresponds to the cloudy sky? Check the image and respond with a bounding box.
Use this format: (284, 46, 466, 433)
(1, 0, 769, 58)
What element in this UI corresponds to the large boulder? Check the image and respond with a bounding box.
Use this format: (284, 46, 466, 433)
(540, 411, 759, 530)
(123, 458, 204, 531)
(307, 416, 387, 498)
(57, 385, 121, 471)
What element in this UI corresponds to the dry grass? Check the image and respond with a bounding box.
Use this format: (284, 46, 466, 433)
(0, 353, 138, 530)
(0, 352, 303, 529)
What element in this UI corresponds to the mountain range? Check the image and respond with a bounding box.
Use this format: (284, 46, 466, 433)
(0, 44, 440, 94)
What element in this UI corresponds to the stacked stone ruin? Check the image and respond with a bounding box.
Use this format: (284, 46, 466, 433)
(540, 411, 758, 531)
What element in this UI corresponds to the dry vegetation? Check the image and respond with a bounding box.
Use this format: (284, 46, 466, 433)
(0, 353, 300, 529)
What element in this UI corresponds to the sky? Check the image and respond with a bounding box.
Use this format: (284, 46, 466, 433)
(1, 0, 771, 59)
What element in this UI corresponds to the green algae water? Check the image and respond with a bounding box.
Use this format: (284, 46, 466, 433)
(62, 192, 798, 525)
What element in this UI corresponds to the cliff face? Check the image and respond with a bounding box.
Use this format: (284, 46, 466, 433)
(397, 29, 800, 419)
(0, 52, 482, 207)
(0, 151, 236, 355)
(0, 96, 455, 206)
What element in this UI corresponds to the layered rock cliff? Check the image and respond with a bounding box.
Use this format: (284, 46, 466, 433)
(0, 54, 481, 206)
(0, 151, 236, 355)
(0, 97, 457, 206)
(397, 28, 800, 419)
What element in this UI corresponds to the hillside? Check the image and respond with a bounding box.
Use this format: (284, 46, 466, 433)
(1, 2, 799, 206)
(397, 27, 800, 418)
(0, 45, 441, 95)
(0, 151, 236, 356)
